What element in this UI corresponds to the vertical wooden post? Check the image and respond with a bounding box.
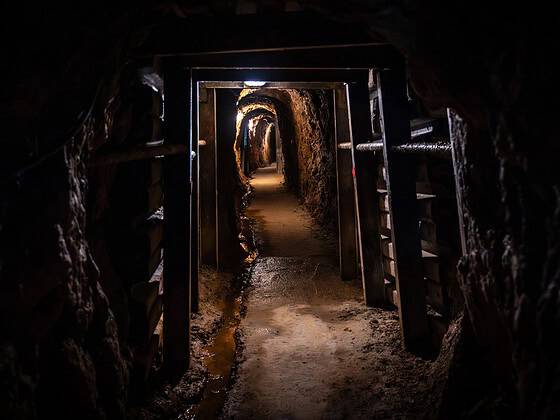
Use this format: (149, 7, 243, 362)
(275, 123, 283, 174)
(378, 63, 429, 352)
(346, 76, 386, 305)
(215, 89, 240, 270)
(334, 87, 358, 281)
(191, 83, 199, 313)
(162, 59, 191, 373)
(199, 88, 218, 266)
(447, 108, 468, 255)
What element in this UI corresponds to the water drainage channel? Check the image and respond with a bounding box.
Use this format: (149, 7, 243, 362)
(186, 183, 260, 417)
(196, 292, 242, 418)
(189, 255, 256, 418)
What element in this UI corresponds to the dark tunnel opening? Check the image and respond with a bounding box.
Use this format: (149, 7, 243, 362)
(235, 88, 338, 230)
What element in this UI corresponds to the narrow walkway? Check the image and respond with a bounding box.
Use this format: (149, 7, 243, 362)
(244, 164, 333, 259)
(223, 164, 433, 419)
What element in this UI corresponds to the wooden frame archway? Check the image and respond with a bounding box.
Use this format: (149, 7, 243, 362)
(160, 43, 431, 373)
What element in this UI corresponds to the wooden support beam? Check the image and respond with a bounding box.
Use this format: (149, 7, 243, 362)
(215, 89, 241, 270)
(199, 88, 218, 266)
(334, 88, 358, 281)
(275, 123, 283, 174)
(162, 43, 400, 70)
(346, 77, 385, 305)
(162, 59, 192, 374)
(193, 68, 368, 84)
(447, 108, 468, 255)
(191, 85, 199, 313)
(89, 143, 187, 166)
(377, 63, 430, 353)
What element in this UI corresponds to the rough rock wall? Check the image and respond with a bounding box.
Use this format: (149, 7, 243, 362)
(88, 66, 164, 350)
(362, 3, 560, 417)
(0, 133, 129, 418)
(415, 13, 558, 420)
(300, 1, 560, 415)
(286, 90, 336, 227)
(298, 3, 560, 415)
(0, 6, 153, 418)
(241, 115, 275, 174)
(250, 118, 275, 168)
(238, 89, 336, 228)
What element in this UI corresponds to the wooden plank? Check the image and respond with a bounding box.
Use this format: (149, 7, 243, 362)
(384, 279, 397, 306)
(162, 59, 191, 374)
(383, 257, 396, 277)
(425, 277, 445, 315)
(423, 156, 463, 318)
(334, 87, 358, 281)
(199, 88, 218, 266)
(215, 89, 241, 270)
(127, 246, 162, 285)
(130, 295, 163, 344)
(347, 77, 385, 305)
(168, 44, 400, 71)
(193, 68, 371, 85)
(191, 85, 199, 313)
(380, 211, 391, 230)
(419, 218, 438, 247)
(381, 239, 394, 259)
(89, 143, 188, 166)
(144, 218, 164, 259)
(447, 109, 468, 254)
(132, 333, 161, 384)
(377, 63, 430, 353)
(275, 124, 283, 174)
(422, 250, 440, 283)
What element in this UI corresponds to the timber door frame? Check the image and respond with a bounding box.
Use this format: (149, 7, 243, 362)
(160, 43, 435, 375)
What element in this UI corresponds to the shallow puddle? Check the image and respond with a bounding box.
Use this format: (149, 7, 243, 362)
(194, 292, 242, 418)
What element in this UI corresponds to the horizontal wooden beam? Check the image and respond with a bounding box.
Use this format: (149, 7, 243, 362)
(90, 144, 187, 166)
(162, 44, 401, 70)
(89, 141, 208, 166)
(201, 81, 342, 89)
(194, 68, 369, 84)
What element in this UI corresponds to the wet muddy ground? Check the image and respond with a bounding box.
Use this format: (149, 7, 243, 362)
(130, 164, 442, 419)
(128, 267, 239, 419)
(222, 165, 434, 419)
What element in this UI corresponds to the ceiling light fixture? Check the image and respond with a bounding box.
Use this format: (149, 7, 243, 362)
(244, 81, 267, 87)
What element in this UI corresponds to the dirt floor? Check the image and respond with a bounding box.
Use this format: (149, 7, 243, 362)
(222, 164, 435, 419)
(129, 164, 447, 419)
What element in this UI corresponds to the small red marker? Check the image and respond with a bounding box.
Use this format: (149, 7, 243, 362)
(352, 167, 356, 178)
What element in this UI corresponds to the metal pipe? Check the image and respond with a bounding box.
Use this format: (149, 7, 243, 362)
(355, 140, 451, 158)
(337, 121, 436, 152)
(356, 141, 383, 152)
(392, 141, 451, 157)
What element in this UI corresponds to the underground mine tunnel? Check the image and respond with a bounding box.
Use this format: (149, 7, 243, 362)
(1, 3, 559, 420)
